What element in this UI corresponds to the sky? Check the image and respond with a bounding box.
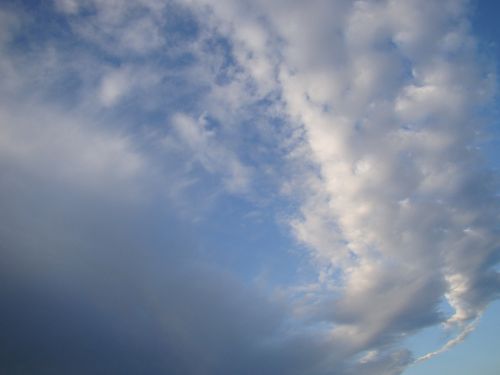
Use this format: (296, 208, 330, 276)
(0, 1, 499, 374)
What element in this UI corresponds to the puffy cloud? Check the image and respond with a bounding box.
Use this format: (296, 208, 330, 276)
(1, 1, 499, 375)
(191, 0, 500, 372)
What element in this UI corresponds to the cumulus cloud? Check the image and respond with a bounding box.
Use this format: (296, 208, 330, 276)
(191, 0, 500, 371)
(1, 1, 499, 375)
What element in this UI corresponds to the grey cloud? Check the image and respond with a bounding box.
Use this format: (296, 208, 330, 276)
(0, 100, 297, 374)
(0, 6, 330, 374)
(1, 1, 499, 375)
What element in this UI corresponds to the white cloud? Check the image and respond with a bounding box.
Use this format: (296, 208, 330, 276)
(167, 113, 252, 194)
(0, 102, 145, 197)
(97, 65, 162, 107)
(53, 0, 80, 14)
(192, 0, 500, 373)
(1, 1, 499, 375)
(98, 67, 131, 106)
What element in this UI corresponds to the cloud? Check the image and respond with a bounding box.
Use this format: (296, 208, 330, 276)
(0, 104, 145, 194)
(56, 0, 168, 55)
(166, 112, 252, 194)
(0, 1, 499, 375)
(190, 0, 500, 371)
(415, 315, 481, 363)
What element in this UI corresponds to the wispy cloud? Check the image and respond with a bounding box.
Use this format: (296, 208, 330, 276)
(0, 1, 498, 374)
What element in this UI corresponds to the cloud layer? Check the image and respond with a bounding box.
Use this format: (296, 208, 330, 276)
(0, 1, 499, 374)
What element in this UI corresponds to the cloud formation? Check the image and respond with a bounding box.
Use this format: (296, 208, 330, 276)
(0, 1, 499, 374)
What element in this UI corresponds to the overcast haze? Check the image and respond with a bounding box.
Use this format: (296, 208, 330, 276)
(1, 1, 499, 374)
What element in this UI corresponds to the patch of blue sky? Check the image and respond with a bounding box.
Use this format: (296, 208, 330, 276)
(404, 301, 500, 375)
(471, 0, 500, 172)
(403, 297, 458, 357)
(196, 192, 310, 287)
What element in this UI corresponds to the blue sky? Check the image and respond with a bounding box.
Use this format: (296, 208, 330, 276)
(0, 1, 499, 374)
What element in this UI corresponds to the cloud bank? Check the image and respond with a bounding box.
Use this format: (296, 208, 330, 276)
(0, 1, 499, 374)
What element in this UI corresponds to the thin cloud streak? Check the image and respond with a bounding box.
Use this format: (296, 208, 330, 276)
(415, 315, 482, 363)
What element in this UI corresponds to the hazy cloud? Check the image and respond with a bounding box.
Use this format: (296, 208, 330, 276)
(0, 1, 498, 374)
